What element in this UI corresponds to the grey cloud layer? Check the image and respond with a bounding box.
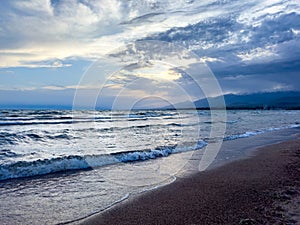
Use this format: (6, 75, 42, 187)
(144, 4, 300, 93)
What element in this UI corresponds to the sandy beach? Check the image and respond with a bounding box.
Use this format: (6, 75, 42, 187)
(80, 137, 300, 225)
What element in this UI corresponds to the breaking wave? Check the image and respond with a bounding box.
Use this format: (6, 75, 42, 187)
(0, 141, 207, 181)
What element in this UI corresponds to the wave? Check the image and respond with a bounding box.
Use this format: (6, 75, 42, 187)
(127, 111, 177, 118)
(0, 131, 75, 146)
(0, 141, 207, 181)
(0, 120, 73, 126)
(0, 149, 22, 158)
(0, 116, 75, 121)
(0, 116, 173, 127)
(0, 121, 198, 146)
(224, 131, 263, 141)
(224, 124, 300, 141)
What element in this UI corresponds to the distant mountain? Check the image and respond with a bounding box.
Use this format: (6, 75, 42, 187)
(165, 91, 300, 110)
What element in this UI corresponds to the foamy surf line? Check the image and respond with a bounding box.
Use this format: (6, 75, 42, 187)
(0, 141, 207, 181)
(224, 124, 300, 141)
(0, 124, 299, 181)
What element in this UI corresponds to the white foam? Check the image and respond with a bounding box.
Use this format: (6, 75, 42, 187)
(0, 141, 209, 181)
(224, 124, 300, 141)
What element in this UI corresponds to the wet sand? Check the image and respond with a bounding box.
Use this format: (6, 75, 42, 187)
(80, 137, 300, 225)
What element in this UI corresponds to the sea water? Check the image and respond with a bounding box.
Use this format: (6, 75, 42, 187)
(0, 109, 299, 224)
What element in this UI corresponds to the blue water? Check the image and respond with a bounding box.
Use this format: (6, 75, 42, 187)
(0, 109, 299, 224)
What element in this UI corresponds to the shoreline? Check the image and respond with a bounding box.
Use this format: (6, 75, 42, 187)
(79, 134, 300, 225)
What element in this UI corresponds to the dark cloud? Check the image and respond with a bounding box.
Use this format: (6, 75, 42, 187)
(143, 8, 300, 94)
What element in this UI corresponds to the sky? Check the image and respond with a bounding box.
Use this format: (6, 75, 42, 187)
(0, 0, 300, 109)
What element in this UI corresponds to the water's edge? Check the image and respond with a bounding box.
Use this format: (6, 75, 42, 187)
(73, 127, 300, 225)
